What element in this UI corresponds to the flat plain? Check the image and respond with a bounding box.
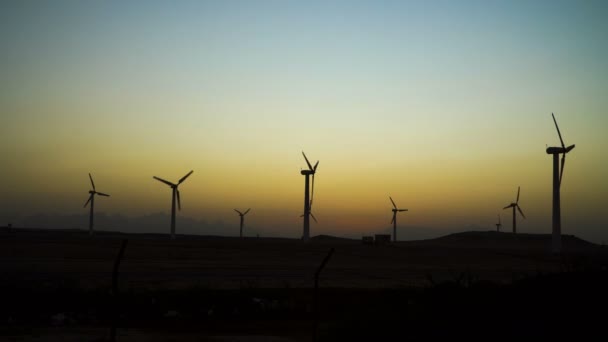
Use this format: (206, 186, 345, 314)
(1, 229, 607, 341)
(2, 229, 602, 290)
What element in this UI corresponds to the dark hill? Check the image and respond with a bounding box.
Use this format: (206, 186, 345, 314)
(416, 230, 599, 252)
(310, 234, 356, 242)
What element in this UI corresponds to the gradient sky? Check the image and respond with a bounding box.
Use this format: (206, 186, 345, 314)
(1, 0, 607, 242)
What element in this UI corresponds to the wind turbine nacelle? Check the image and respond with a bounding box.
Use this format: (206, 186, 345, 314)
(546, 144, 575, 154)
(301, 170, 314, 175)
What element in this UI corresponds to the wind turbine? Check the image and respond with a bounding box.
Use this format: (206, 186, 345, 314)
(547, 113, 575, 254)
(495, 215, 502, 232)
(84, 173, 110, 236)
(153, 170, 193, 240)
(389, 197, 408, 242)
(503, 186, 526, 234)
(300, 152, 319, 241)
(234, 208, 251, 238)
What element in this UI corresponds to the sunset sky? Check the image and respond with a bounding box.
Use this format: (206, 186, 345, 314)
(1, 1, 607, 242)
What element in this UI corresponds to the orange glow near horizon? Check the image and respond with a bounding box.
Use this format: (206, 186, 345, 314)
(1, 1, 607, 242)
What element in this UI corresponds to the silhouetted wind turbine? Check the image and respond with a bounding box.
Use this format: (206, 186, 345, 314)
(234, 208, 250, 238)
(84, 173, 110, 236)
(301, 152, 319, 241)
(547, 113, 575, 254)
(153, 170, 193, 240)
(389, 197, 408, 242)
(495, 215, 502, 232)
(503, 186, 526, 234)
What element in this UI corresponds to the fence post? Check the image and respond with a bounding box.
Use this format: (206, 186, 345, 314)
(110, 239, 128, 342)
(313, 247, 335, 342)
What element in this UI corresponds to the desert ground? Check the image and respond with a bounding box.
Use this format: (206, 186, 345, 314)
(1, 228, 607, 341)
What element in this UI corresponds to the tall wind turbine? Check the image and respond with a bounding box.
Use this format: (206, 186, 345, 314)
(153, 170, 193, 240)
(503, 186, 526, 234)
(301, 152, 319, 241)
(389, 197, 408, 242)
(84, 173, 110, 236)
(547, 113, 575, 254)
(495, 215, 502, 232)
(234, 208, 251, 238)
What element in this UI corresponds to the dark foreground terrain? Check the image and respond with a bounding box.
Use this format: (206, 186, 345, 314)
(1, 228, 607, 341)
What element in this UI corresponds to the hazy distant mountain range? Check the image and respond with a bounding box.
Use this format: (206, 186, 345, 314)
(1, 212, 230, 236)
(0, 212, 460, 241)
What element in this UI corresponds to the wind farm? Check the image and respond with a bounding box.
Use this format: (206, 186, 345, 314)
(547, 113, 576, 254)
(389, 196, 408, 242)
(300, 151, 319, 242)
(153, 170, 194, 240)
(1, 99, 604, 339)
(2, 1, 607, 340)
(83, 173, 110, 236)
(495, 215, 502, 232)
(234, 208, 250, 238)
(503, 186, 526, 234)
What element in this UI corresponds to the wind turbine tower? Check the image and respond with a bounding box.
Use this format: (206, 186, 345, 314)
(153, 170, 193, 239)
(84, 173, 110, 236)
(234, 208, 251, 238)
(389, 197, 408, 242)
(547, 113, 575, 254)
(495, 215, 502, 232)
(300, 152, 319, 241)
(503, 186, 526, 234)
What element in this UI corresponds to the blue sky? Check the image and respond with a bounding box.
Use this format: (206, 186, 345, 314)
(1, 1, 607, 242)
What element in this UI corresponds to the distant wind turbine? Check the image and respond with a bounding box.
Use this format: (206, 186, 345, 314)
(153, 170, 193, 240)
(546, 113, 576, 254)
(300, 152, 319, 241)
(234, 208, 251, 238)
(503, 186, 526, 234)
(389, 196, 408, 242)
(495, 214, 502, 232)
(84, 173, 110, 236)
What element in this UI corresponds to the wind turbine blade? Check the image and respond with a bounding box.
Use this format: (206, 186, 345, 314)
(310, 213, 318, 223)
(97, 192, 110, 197)
(179, 170, 194, 184)
(552, 113, 566, 149)
(89, 173, 96, 191)
(399, 209, 408, 212)
(177, 189, 181, 211)
(302, 151, 314, 170)
(391, 212, 396, 224)
(244, 208, 251, 215)
(84, 194, 93, 208)
(503, 205, 511, 210)
(389, 196, 397, 209)
(234, 209, 243, 215)
(153, 176, 175, 187)
(517, 205, 526, 219)
(566, 144, 575, 153)
(559, 154, 566, 187)
(516, 186, 520, 203)
(498, 215, 501, 224)
(313, 160, 319, 172)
